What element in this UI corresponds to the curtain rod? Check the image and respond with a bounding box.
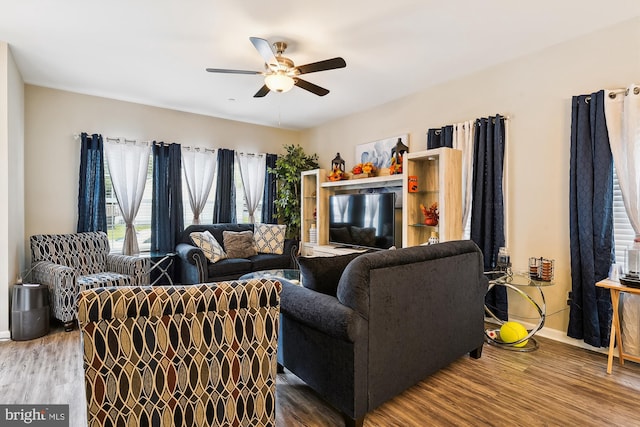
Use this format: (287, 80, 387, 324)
(431, 115, 510, 133)
(584, 86, 639, 103)
(73, 133, 150, 145)
(608, 87, 640, 99)
(236, 152, 265, 157)
(182, 145, 216, 153)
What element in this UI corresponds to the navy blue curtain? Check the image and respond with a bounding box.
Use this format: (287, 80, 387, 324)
(77, 133, 107, 233)
(262, 153, 278, 224)
(471, 115, 508, 321)
(151, 142, 184, 253)
(213, 148, 236, 223)
(427, 125, 454, 149)
(567, 91, 614, 347)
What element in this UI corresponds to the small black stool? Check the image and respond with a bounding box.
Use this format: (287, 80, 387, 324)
(11, 284, 50, 341)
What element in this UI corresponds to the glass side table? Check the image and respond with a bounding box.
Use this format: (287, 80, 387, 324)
(239, 269, 301, 285)
(485, 271, 554, 352)
(142, 251, 176, 285)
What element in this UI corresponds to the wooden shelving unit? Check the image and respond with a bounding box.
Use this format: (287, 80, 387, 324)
(300, 169, 327, 255)
(301, 150, 460, 254)
(402, 148, 462, 247)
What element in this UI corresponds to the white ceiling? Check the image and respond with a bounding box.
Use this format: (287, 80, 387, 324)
(3, 1, 640, 130)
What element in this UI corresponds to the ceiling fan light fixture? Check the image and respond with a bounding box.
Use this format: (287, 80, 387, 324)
(265, 73, 295, 93)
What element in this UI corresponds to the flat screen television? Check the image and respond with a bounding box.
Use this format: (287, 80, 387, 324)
(328, 192, 396, 250)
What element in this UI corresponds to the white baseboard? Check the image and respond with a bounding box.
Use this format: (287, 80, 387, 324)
(534, 326, 608, 355)
(486, 317, 608, 355)
(0, 330, 11, 341)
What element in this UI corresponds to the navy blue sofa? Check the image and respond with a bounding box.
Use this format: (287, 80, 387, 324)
(175, 223, 298, 284)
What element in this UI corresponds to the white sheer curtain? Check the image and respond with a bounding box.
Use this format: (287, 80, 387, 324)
(452, 120, 475, 228)
(181, 147, 216, 225)
(605, 84, 640, 354)
(606, 85, 640, 237)
(236, 152, 266, 223)
(104, 139, 151, 255)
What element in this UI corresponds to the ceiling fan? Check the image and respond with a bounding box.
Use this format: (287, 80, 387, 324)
(206, 37, 346, 97)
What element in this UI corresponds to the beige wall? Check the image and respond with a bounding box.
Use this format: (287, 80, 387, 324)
(0, 43, 25, 338)
(16, 17, 640, 345)
(302, 17, 640, 341)
(24, 86, 301, 238)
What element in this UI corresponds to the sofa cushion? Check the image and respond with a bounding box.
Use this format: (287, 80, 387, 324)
(207, 258, 253, 278)
(330, 227, 353, 245)
(350, 226, 376, 247)
(77, 272, 133, 291)
(250, 253, 291, 271)
(179, 224, 253, 246)
(190, 230, 227, 263)
(298, 252, 364, 296)
(253, 224, 286, 254)
(223, 230, 258, 258)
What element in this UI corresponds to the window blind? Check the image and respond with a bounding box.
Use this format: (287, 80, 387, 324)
(613, 168, 635, 265)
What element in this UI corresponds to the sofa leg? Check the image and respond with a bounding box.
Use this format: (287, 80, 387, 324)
(343, 414, 364, 427)
(277, 363, 284, 374)
(63, 321, 75, 332)
(470, 344, 483, 359)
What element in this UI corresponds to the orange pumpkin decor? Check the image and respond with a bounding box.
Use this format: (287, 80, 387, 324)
(327, 166, 346, 181)
(389, 155, 403, 175)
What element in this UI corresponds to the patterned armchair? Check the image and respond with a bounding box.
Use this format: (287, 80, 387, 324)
(30, 232, 149, 331)
(77, 279, 281, 427)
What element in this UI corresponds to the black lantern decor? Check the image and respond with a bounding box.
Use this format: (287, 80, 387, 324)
(331, 152, 345, 173)
(391, 137, 409, 164)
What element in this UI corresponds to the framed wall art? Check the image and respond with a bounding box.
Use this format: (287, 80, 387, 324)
(355, 134, 408, 170)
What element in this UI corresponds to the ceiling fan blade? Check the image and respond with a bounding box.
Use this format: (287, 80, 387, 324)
(294, 78, 330, 96)
(254, 84, 271, 98)
(206, 68, 261, 75)
(249, 37, 278, 68)
(294, 57, 346, 75)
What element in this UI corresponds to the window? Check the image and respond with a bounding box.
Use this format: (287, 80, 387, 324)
(105, 157, 153, 253)
(613, 168, 635, 265)
(182, 173, 217, 227)
(105, 149, 266, 250)
(233, 160, 263, 223)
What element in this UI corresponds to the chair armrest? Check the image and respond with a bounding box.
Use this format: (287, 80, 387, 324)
(31, 261, 75, 287)
(107, 254, 150, 285)
(175, 243, 207, 284)
(280, 281, 366, 342)
(31, 261, 76, 322)
(283, 239, 299, 267)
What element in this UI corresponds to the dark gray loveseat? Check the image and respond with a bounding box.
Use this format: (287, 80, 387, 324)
(175, 223, 298, 284)
(278, 240, 488, 427)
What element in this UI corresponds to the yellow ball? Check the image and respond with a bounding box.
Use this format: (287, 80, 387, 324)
(500, 321, 529, 347)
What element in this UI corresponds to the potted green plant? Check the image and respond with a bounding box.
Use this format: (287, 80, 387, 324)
(269, 144, 319, 240)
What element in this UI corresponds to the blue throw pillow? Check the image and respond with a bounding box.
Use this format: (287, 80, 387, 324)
(298, 252, 364, 296)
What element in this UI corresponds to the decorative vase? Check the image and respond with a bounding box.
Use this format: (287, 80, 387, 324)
(309, 224, 317, 244)
(424, 216, 438, 226)
(420, 202, 439, 226)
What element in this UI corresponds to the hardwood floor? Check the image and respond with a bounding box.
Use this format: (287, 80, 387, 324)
(2, 324, 640, 426)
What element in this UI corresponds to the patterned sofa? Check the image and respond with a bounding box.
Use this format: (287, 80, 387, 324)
(30, 232, 149, 331)
(77, 279, 281, 427)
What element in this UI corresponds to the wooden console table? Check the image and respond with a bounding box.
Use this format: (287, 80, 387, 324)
(596, 278, 640, 373)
